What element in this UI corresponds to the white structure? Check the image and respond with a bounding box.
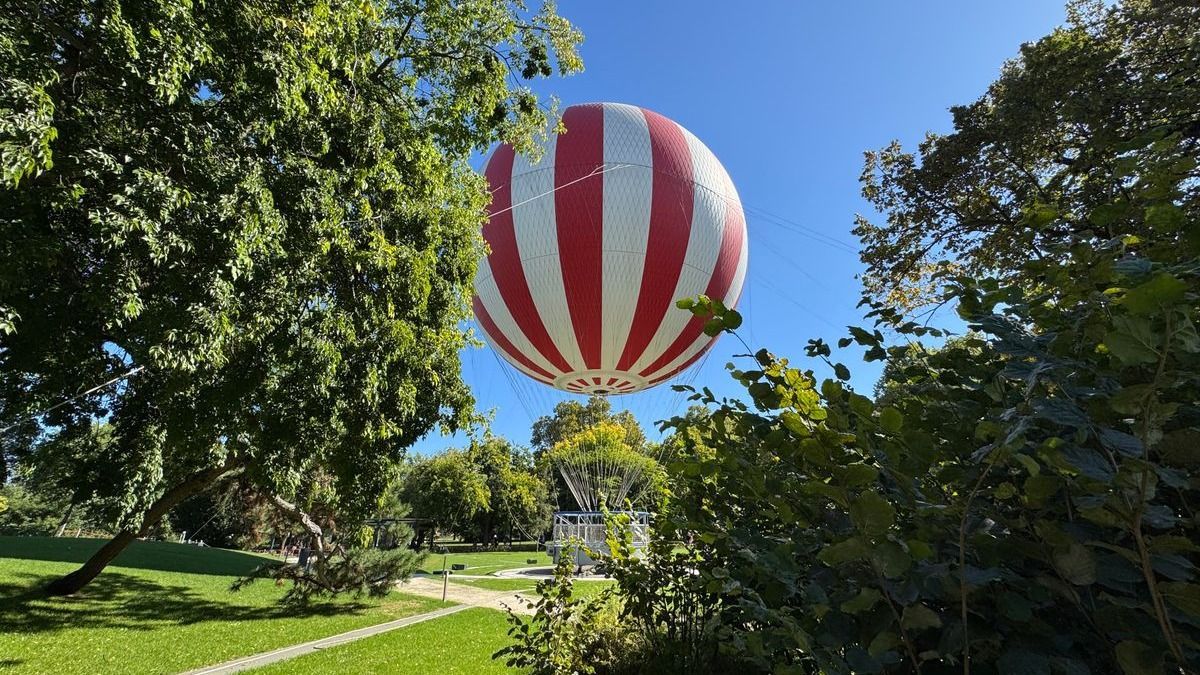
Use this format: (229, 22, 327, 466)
(547, 510, 651, 567)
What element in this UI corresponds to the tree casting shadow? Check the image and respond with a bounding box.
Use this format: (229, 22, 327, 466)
(0, 571, 372, 636)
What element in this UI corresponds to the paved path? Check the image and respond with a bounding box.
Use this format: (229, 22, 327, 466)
(400, 576, 536, 614)
(179, 604, 469, 675)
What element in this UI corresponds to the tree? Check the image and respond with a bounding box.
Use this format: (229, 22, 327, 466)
(401, 450, 490, 539)
(855, 0, 1200, 309)
(531, 396, 648, 455)
(544, 423, 663, 512)
(530, 395, 651, 510)
(0, 0, 582, 594)
(465, 435, 552, 542)
(403, 436, 552, 542)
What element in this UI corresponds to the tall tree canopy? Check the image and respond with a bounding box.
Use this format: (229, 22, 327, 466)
(402, 436, 550, 542)
(0, 0, 581, 594)
(855, 0, 1199, 308)
(530, 395, 647, 455)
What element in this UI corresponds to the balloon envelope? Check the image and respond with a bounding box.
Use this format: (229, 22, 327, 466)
(473, 102, 748, 395)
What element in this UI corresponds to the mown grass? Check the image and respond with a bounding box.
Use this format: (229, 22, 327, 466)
(248, 607, 514, 674)
(418, 549, 551, 576)
(446, 576, 538, 592)
(0, 536, 447, 674)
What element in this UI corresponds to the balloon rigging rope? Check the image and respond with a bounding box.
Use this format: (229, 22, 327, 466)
(487, 163, 635, 217)
(1, 365, 145, 434)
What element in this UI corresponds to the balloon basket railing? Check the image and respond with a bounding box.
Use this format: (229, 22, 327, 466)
(547, 510, 651, 567)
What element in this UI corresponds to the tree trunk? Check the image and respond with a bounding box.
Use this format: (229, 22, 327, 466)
(45, 457, 242, 596)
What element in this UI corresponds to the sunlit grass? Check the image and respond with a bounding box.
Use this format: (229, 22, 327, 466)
(0, 536, 446, 674)
(248, 607, 513, 675)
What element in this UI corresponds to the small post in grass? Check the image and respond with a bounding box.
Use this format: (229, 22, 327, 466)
(441, 547, 448, 602)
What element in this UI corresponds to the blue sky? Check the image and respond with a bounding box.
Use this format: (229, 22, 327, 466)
(413, 1, 1068, 454)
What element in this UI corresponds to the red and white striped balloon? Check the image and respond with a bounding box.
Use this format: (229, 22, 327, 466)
(473, 102, 748, 395)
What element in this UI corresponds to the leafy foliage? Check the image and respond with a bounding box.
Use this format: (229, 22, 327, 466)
(504, 2, 1200, 672)
(855, 0, 1200, 309)
(544, 422, 664, 511)
(531, 395, 649, 455)
(233, 545, 423, 605)
(403, 436, 552, 542)
(0, 0, 581, 591)
(494, 549, 623, 675)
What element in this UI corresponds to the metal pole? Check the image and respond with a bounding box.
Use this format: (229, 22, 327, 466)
(441, 549, 448, 602)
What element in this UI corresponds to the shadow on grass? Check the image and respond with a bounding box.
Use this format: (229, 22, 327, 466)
(0, 536, 273, 576)
(0, 571, 371, 636)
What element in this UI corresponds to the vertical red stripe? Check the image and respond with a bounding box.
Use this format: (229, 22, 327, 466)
(474, 297, 556, 383)
(483, 144, 572, 373)
(554, 104, 605, 370)
(639, 199, 745, 378)
(616, 109, 695, 371)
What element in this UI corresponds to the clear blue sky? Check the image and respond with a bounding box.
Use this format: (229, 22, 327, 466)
(413, 1, 1068, 454)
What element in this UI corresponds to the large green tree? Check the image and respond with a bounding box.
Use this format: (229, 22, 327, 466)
(855, 0, 1199, 309)
(530, 395, 648, 455)
(0, 0, 581, 594)
(403, 436, 552, 542)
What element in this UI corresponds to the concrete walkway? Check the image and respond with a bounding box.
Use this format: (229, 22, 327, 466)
(180, 604, 470, 675)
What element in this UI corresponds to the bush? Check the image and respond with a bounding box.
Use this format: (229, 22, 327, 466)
(495, 547, 634, 675)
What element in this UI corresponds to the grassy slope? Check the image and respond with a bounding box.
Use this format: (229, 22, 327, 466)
(249, 607, 513, 675)
(0, 536, 446, 675)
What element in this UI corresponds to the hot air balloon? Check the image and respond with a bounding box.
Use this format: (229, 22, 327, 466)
(473, 102, 748, 396)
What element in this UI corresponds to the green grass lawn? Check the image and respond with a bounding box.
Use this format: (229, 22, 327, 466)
(249, 607, 514, 675)
(0, 536, 448, 674)
(418, 549, 551, 576)
(446, 576, 538, 592)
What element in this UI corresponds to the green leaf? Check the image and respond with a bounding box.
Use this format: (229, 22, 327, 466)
(850, 491, 895, 535)
(1024, 474, 1060, 505)
(993, 482, 1017, 499)
(1114, 640, 1163, 675)
(837, 463, 879, 488)
(818, 536, 870, 566)
(900, 604, 941, 632)
(1144, 203, 1185, 233)
(833, 363, 851, 381)
(840, 587, 881, 613)
(1053, 543, 1096, 586)
(1159, 582, 1200, 617)
(867, 631, 901, 657)
(1119, 272, 1187, 315)
(1105, 316, 1159, 365)
(906, 539, 933, 561)
(872, 540, 911, 578)
(879, 407, 903, 433)
(1109, 385, 1152, 415)
(1013, 453, 1040, 476)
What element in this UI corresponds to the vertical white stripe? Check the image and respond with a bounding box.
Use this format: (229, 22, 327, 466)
(474, 257, 560, 376)
(641, 144, 749, 381)
(600, 103, 653, 370)
(630, 125, 729, 374)
(510, 133, 586, 372)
